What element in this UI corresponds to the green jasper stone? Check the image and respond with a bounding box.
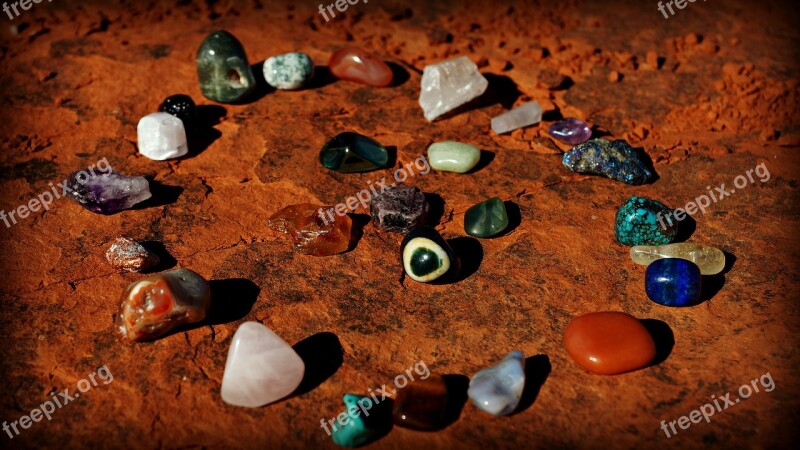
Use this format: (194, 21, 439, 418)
(614, 196, 678, 246)
(427, 141, 481, 173)
(331, 394, 383, 448)
(196, 30, 256, 103)
(464, 197, 509, 238)
(320, 132, 390, 173)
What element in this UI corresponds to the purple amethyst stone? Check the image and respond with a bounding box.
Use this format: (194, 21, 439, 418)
(548, 118, 592, 145)
(65, 169, 152, 214)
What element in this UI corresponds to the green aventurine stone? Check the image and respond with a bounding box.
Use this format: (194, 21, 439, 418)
(331, 394, 385, 448)
(464, 197, 509, 238)
(196, 30, 256, 103)
(427, 141, 481, 173)
(320, 132, 390, 173)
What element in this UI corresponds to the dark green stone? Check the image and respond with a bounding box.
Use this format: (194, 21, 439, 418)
(614, 196, 678, 246)
(196, 30, 256, 103)
(320, 132, 390, 173)
(410, 247, 442, 276)
(464, 197, 509, 238)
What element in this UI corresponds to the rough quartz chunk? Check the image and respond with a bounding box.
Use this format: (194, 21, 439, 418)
(137, 112, 188, 160)
(419, 56, 488, 121)
(491, 101, 542, 134)
(65, 169, 151, 214)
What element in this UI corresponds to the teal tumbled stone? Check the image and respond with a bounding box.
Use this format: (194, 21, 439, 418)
(196, 30, 256, 103)
(331, 394, 384, 448)
(614, 196, 678, 246)
(320, 132, 390, 173)
(464, 197, 509, 238)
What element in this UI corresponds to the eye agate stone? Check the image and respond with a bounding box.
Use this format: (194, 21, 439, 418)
(645, 258, 702, 307)
(631, 243, 725, 275)
(268, 203, 352, 256)
(329, 47, 393, 87)
(614, 196, 678, 246)
(401, 226, 458, 283)
(564, 312, 657, 375)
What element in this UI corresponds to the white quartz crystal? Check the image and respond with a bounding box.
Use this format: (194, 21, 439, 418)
(419, 56, 488, 121)
(137, 112, 188, 160)
(491, 101, 542, 134)
(221, 321, 305, 407)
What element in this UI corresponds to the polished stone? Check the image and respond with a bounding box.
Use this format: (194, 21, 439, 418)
(491, 101, 542, 134)
(220, 321, 305, 407)
(370, 185, 428, 233)
(427, 141, 481, 173)
(159, 94, 197, 130)
(329, 47, 393, 87)
(137, 112, 188, 160)
(614, 196, 678, 246)
(320, 132, 390, 173)
(564, 311, 656, 375)
(105, 237, 160, 273)
(419, 56, 488, 121)
(392, 374, 450, 430)
(268, 203, 352, 256)
(65, 169, 151, 214)
(548, 118, 592, 145)
(464, 197, 509, 238)
(196, 30, 256, 103)
(645, 258, 702, 307)
(331, 394, 384, 447)
(115, 268, 210, 342)
(401, 226, 457, 283)
(468, 351, 525, 416)
(631, 243, 725, 275)
(264, 52, 315, 90)
(562, 138, 653, 185)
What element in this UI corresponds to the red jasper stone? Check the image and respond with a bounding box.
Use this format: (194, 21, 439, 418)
(329, 47, 393, 87)
(564, 311, 657, 375)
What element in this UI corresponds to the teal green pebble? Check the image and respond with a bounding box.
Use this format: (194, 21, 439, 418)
(331, 394, 383, 448)
(196, 30, 256, 103)
(614, 196, 678, 246)
(320, 132, 390, 173)
(427, 141, 481, 173)
(464, 197, 509, 238)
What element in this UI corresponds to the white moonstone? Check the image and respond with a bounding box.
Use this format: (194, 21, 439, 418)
(419, 56, 488, 121)
(468, 350, 525, 416)
(221, 321, 305, 407)
(491, 101, 543, 134)
(137, 112, 188, 160)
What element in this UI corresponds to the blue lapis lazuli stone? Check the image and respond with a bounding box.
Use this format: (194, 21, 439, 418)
(645, 258, 702, 307)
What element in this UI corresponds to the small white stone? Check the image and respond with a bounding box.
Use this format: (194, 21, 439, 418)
(137, 112, 188, 160)
(220, 321, 305, 407)
(468, 350, 525, 416)
(419, 56, 488, 122)
(491, 101, 543, 134)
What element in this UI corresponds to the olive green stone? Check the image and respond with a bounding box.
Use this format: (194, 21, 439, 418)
(196, 30, 256, 103)
(427, 141, 481, 173)
(320, 132, 390, 173)
(464, 197, 509, 238)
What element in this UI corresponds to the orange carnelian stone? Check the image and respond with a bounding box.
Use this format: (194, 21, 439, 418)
(564, 311, 657, 375)
(329, 47, 393, 87)
(268, 203, 352, 256)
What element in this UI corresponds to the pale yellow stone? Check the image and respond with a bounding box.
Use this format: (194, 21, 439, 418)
(630, 243, 726, 275)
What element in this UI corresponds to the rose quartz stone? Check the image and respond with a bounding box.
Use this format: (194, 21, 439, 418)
(329, 47, 393, 87)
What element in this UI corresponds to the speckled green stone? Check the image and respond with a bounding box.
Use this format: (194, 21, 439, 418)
(614, 196, 678, 246)
(196, 30, 256, 103)
(331, 394, 385, 448)
(464, 197, 509, 238)
(263, 52, 315, 90)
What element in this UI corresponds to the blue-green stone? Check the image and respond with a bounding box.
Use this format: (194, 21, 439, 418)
(320, 132, 390, 173)
(614, 196, 678, 246)
(331, 394, 383, 448)
(196, 30, 256, 103)
(464, 197, 509, 238)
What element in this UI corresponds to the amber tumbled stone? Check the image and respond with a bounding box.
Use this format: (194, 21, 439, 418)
(268, 203, 352, 256)
(564, 311, 657, 375)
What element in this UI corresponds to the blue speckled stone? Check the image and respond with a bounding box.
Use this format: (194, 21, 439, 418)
(614, 196, 678, 246)
(645, 258, 702, 306)
(562, 138, 653, 185)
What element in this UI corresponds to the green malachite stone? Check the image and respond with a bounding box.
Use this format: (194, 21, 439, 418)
(320, 132, 390, 173)
(464, 197, 509, 238)
(614, 196, 678, 246)
(196, 30, 256, 103)
(331, 394, 385, 448)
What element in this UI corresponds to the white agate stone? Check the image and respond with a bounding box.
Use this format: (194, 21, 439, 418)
(491, 101, 542, 134)
(468, 350, 525, 416)
(221, 321, 305, 407)
(419, 56, 488, 121)
(137, 112, 188, 160)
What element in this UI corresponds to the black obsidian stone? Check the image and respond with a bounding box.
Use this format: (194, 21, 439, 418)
(159, 94, 197, 130)
(401, 226, 458, 283)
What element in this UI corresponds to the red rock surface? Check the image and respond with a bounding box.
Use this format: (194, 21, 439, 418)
(0, 0, 798, 448)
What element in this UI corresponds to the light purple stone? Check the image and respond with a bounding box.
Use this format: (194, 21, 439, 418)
(548, 118, 592, 145)
(65, 169, 151, 214)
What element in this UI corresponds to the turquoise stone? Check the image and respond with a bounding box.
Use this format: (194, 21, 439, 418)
(401, 226, 458, 283)
(320, 132, 390, 173)
(464, 197, 509, 238)
(331, 394, 384, 448)
(196, 30, 256, 103)
(614, 196, 678, 246)
(427, 141, 480, 173)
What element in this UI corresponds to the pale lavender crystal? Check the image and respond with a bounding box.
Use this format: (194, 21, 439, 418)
(491, 101, 542, 134)
(548, 118, 592, 145)
(65, 169, 151, 214)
